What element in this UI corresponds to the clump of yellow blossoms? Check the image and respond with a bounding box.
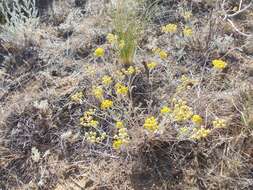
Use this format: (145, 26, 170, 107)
(212, 59, 227, 70)
(107, 33, 117, 44)
(94, 47, 105, 57)
(147, 62, 157, 70)
(160, 106, 171, 115)
(102, 75, 112, 86)
(115, 121, 124, 129)
(191, 128, 210, 140)
(85, 131, 107, 143)
(162, 23, 177, 33)
(113, 124, 129, 150)
(115, 83, 128, 96)
(159, 50, 168, 60)
(144, 116, 159, 132)
(183, 26, 193, 37)
(152, 48, 168, 60)
(80, 109, 99, 128)
(172, 99, 193, 122)
(100, 99, 113, 110)
(191, 115, 203, 126)
(92, 86, 103, 100)
(121, 66, 136, 75)
(213, 118, 227, 128)
(71, 91, 84, 103)
(113, 139, 123, 150)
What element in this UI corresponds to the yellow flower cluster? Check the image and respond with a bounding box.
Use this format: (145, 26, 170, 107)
(113, 123, 129, 150)
(115, 83, 128, 96)
(80, 109, 99, 128)
(100, 99, 113, 110)
(152, 48, 168, 60)
(213, 118, 226, 128)
(85, 131, 107, 143)
(143, 116, 159, 132)
(115, 121, 124, 129)
(121, 66, 136, 75)
(161, 23, 177, 33)
(191, 128, 210, 140)
(159, 50, 168, 60)
(147, 62, 157, 70)
(160, 106, 171, 115)
(191, 114, 203, 126)
(212, 59, 227, 70)
(92, 86, 103, 99)
(94, 47, 105, 57)
(172, 99, 193, 122)
(70, 91, 84, 103)
(102, 75, 113, 86)
(183, 26, 193, 37)
(107, 33, 126, 49)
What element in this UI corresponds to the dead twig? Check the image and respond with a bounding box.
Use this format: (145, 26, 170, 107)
(221, 0, 252, 37)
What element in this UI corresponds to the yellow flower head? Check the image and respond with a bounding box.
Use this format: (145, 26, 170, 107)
(113, 139, 123, 150)
(70, 91, 84, 102)
(107, 33, 117, 44)
(102, 75, 112, 86)
(160, 106, 171, 114)
(101, 99, 113, 110)
(191, 115, 203, 126)
(118, 128, 128, 139)
(183, 26, 193, 37)
(172, 99, 193, 122)
(89, 120, 99, 127)
(144, 116, 159, 132)
(115, 121, 124, 129)
(85, 132, 97, 143)
(94, 47, 105, 57)
(126, 66, 135, 75)
(115, 83, 128, 96)
(147, 62, 157, 70)
(92, 86, 103, 99)
(122, 66, 135, 75)
(212, 118, 227, 128)
(162, 23, 177, 33)
(159, 50, 168, 60)
(212, 59, 227, 70)
(191, 128, 210, 140)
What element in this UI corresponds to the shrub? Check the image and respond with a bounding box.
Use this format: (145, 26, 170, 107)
(0, 0, 39, 47)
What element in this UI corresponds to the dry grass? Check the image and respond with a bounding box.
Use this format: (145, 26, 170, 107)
(0, 0, 253, 189)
